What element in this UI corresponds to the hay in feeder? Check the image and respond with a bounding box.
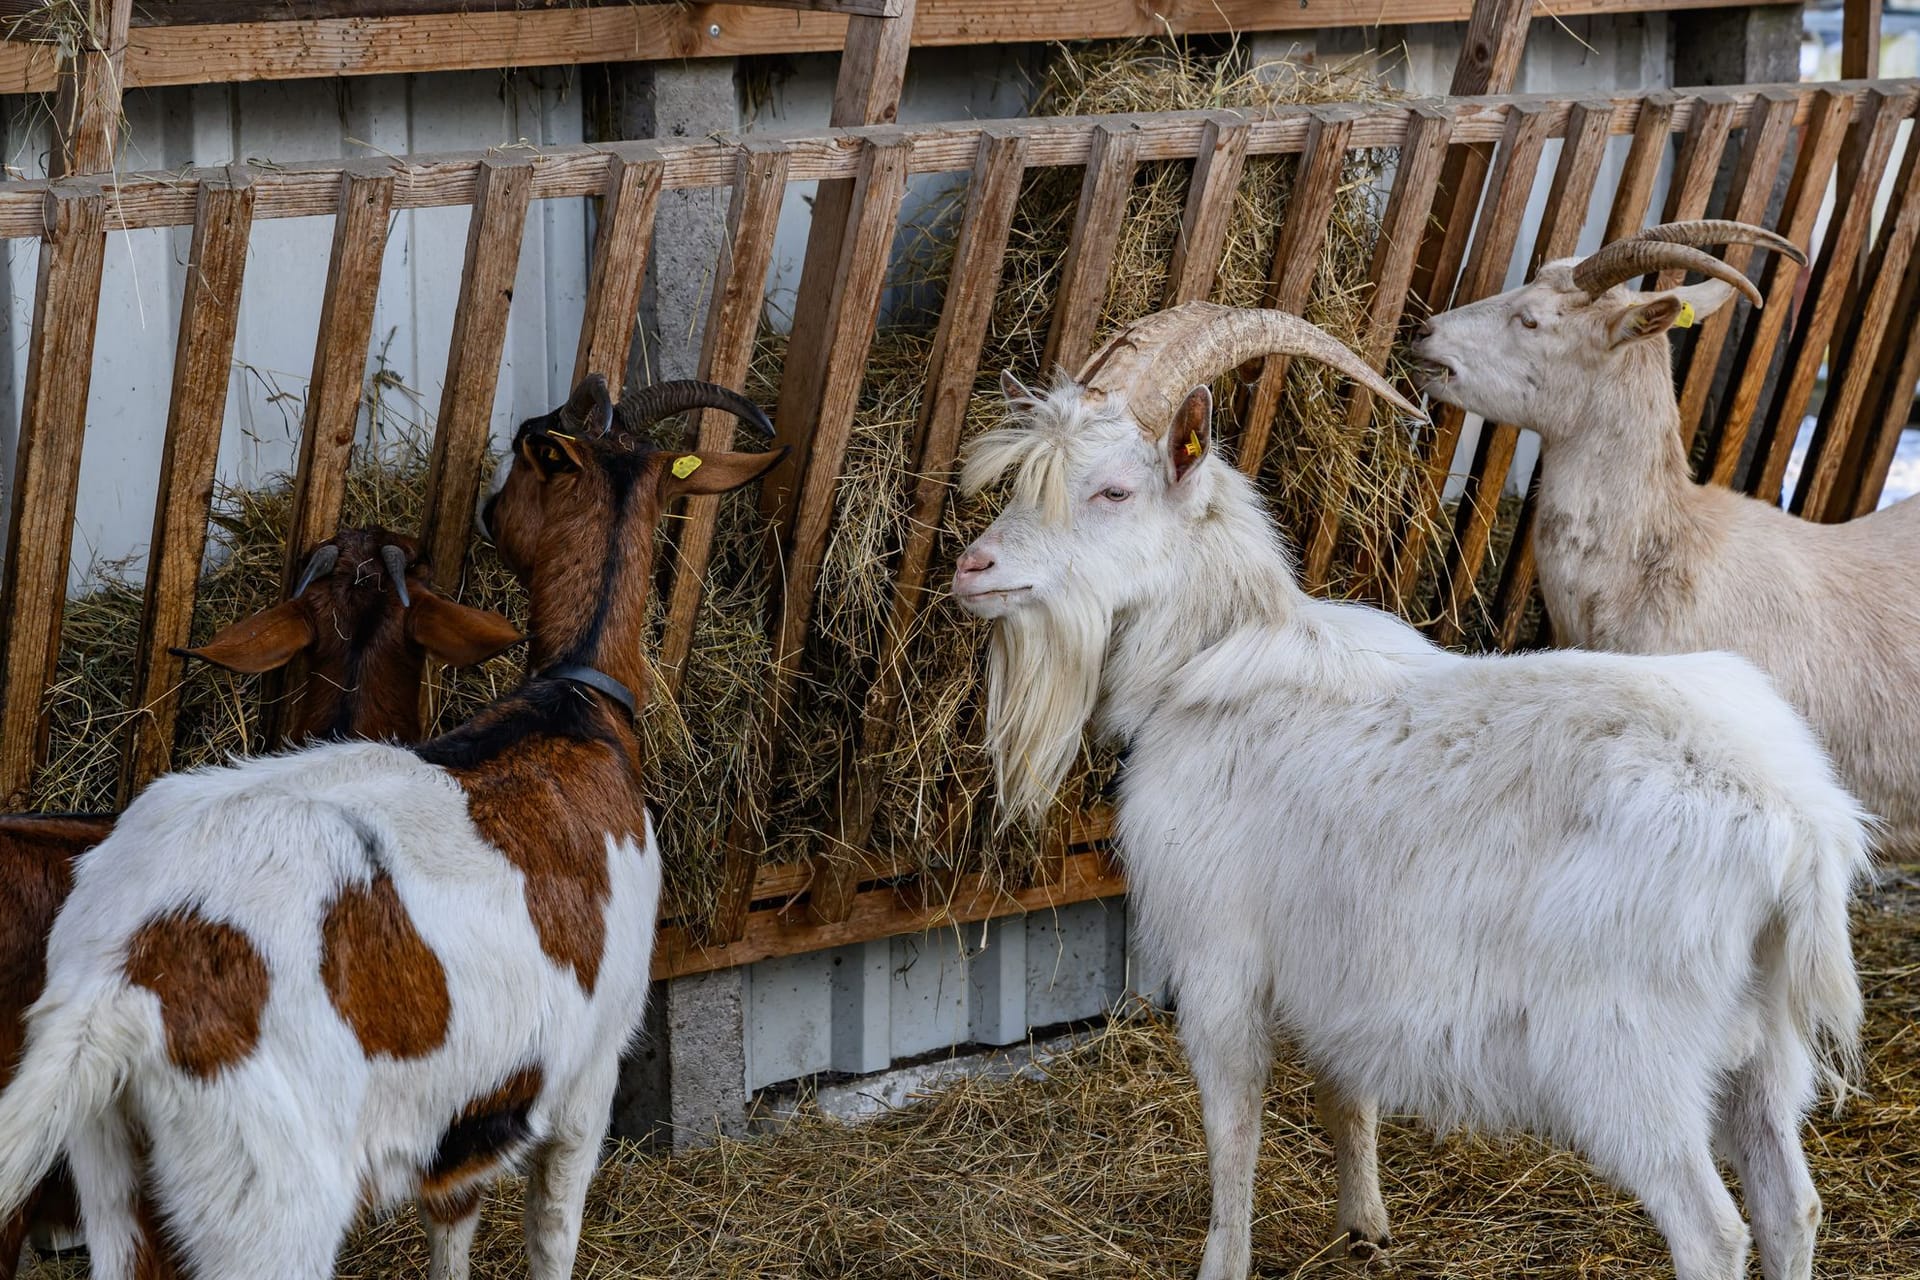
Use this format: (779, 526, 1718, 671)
(24, 870, 1899, 1277)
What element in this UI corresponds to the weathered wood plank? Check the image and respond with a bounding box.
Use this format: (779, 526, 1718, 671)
(1851, 244, 1920, 515)
(419, 156, 534, 592)
(1163, 111, 1249, 308)
(1234, 106, 1357, 480)
(121, 170, 256, 801)
(833, 126, 1028, 866)
(1758, 87, 1911, 506)
(1043, 121, 1143, 373)
(48, 0, 130, 177)
(1715, 89, 1853, 490)
(1645, 92, 1739, 292)
(135, 0, 905, 23)
(657, 143, 789, 694)
(571, 147, 664, 398)
(1298, 102, 1453, 589)
(1845, 0, 1883, 78)
(1600, 91, 1681, 242)
(0, 187, 108, 807)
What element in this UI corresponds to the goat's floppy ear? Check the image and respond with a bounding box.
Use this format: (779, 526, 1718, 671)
(1608, 278, 1737, 348)
(1167, 386, 1212, 484)
(519, 428, 588, 479)
(406, 587, 524, 667)
(171, 599, 314, 674)
(659, 446, 790, 499)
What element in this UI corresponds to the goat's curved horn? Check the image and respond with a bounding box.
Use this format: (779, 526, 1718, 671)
(380, 543, 412, 608)
(292, 543, 340, 598)
(1075, 302, 1421, 439)
(624, 380, 777, 443)
(1570, 219, 1803, 304)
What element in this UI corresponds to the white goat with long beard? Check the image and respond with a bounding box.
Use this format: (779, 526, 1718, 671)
(1414, 219, 1920, 855)
(952, 302, 1870, 1280)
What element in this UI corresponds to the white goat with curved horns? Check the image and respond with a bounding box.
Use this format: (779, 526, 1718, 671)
(952, 301, 1870, 1280)
(1415, 218, 1920, 855)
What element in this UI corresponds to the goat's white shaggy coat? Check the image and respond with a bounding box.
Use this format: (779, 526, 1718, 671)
(954, 375, 1870, 1280)
(1415, 260, 1920, 854)
(0, 741, 659, 1280)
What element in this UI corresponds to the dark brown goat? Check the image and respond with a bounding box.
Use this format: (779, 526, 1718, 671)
(0, 528, 520, 1279)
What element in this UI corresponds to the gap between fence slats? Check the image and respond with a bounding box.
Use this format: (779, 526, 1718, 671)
(1043, 121, 1143, 373)
(1714, 89, 1853, 491)
(833, 126, 1029, 866)
(1483, 98, 1616, 649)
(1673, 89, 1798, 451)
(0, 186, 108, 807)
(122, 171, 257, 802)
(1235, 106, 1358, 486)
(658, 143, 790, 694)
(1298, 102, 1454, 589)
(1797, 123, 1920, 521)
(1762, 87, 1913, 508)
(420, 156, 535, 594)
(571, 148, 665, 400)
(1425, 101, 1554, 645)
(1163, 111, 1250, 308)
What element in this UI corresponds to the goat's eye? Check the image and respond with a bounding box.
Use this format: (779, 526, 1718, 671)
(1517, 312, 1539, 330)
(1097, 487, 1131, 503)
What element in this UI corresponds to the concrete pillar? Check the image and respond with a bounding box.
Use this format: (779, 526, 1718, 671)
(665, 966, 751, 1149)
(587, 59, 742, 387)
(1672, 5, 1804, 86)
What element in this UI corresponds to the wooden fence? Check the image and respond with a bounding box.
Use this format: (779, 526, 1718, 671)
(2, 79, 1917, 979)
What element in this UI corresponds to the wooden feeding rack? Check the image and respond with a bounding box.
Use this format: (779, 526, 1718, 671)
(2, 81, 1919, 981)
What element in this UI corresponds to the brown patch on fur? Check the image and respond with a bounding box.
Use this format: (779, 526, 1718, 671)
(123, 909, 269, 1080)
(320, 873, 451, 1059)
(419, 1184, 482, 1225)
(0, 816, 97, 1091)
(419, 1065, 546, 1197)
(446, 737, 640, 993)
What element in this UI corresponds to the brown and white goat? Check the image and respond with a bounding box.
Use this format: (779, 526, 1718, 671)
(0, 377, 781, 1280)
(1414, 219, 1920, 854)
(0, 528, 522, 1279)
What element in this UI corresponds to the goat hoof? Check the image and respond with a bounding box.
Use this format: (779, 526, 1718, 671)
(1345, 1230, 1390, 1265)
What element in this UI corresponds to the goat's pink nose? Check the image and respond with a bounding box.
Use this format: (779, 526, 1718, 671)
(956, 546, 995, 577)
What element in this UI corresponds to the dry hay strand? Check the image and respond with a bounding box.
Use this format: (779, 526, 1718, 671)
(178, 869, 1917, 1280)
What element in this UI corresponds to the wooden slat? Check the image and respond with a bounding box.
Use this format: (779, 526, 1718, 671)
(1756, 87, 1911, 507)
(832, 126, 1028, 865)
(716, 133, 912, 940)
(1487, 98, 1618, 649)
(0, 0, 1801, 94)
(279, 165, 396, 586)
(1845, 0, 1883, 79)
(1422, 101, 1554, 643)
(1647, 91, 1739, 293)
(571, 147, 664, 398)
(135, 0, 905, 20)
(756, 1, 916, 530)
(1042, 121, 1143, 373)
(1162, 111, 1249, 308)
(1673, 88, 1797, 450)
(1601, 91, 1681, 242)
(120, 170, 256, 800)
(1298, 102, 1453, 590)
(0, 186, 108, 807)
(1714, 89, 1853, 490)
(1234, 106, 1357, 479)
(1390, 100, 1550, 616)
(656, 143, 789, 694)
(419, 157, 533, 592)
(1851, 244, 1920, 514)
(48, 0, 130, 177)
(1796, 122, 1920, 521)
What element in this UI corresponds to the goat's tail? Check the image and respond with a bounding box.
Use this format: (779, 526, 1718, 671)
(1777, 808, 1874, 1104)
(0, 982, 146, 1219)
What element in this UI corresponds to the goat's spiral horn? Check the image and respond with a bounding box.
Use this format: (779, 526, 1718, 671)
(1074, 302, 1422, 440)
(624, 380, 777, 444)
(292, 543, 340, 598)
(379, 543, 412, 608)
(1571, 220, 1805, 303)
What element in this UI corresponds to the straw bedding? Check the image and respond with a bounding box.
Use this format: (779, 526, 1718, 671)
(28, 38, 1446, 930)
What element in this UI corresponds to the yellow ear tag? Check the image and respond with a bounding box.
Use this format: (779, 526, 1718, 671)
(1673, 301, 1697, 329)
(1183, 437, 1202, 458)
(671, 455, 702, 479)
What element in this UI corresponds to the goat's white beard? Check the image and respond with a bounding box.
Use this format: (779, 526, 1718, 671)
(983, 590, 1111, 826)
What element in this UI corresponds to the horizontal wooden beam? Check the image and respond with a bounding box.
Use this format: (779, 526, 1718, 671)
(1, 84, 1904, 239)
(1, 0, 1802, 93)
(123, 0, 903, 25)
